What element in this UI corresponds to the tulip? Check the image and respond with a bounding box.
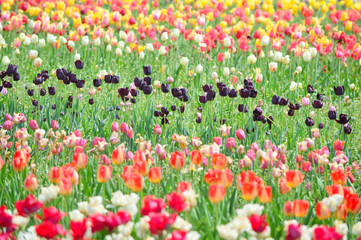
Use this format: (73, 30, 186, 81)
(316, 202, 331, 220)
(166, 192, 188, 212)
(334, 204, 347, 220)
(334, 140, 345, 151)
(235, 129, 245, 140)
(97, 165, 112, 183)
(212, 153, 227, 170)
(154, 125, 162, 135)
(24, 174, 39, 191)
(51, 120, 59, 130)
(169, 151, 185, 170)
(345, 194, 361, 214)
(58, 178, 72, 196)
(330, 169, 347, 185)
(15, 194, 43, 216)
(12, 149, 30, 172)
(241, 182, 258, 201)
(148, 167, 162, 184)
(29, 119, 39, 130)
(73, 152, 87, 170)
(112, 147, 125, 165)
(219, 169, 233, 188)
(34, 58, 42, 68)
(190, 150, 202, 165)
(283, 201, 294, 216)
(285, 170, 304, 188)
(209, 184, 226, 203)
(258, 185, 272, 203)
(293, 200, 309, 217)
(134, 159, 148, 176)
(124, 173, 144, 192)
(249, 214, 268, 233)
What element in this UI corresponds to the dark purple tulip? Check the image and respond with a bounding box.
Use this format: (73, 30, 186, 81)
(27, 89, 34, 96)
(180, 106, 185, 113)
(130, 89, 138, 97)
(109, 106, 113, 111)
(312, 100, 323, 109)
(288, 109, 294, 116)
(56, 69, 65, 80)
(334, 86, 344, 96)
(61, 112, 65, 116)
(244, 79, 254, 87)
(250, 89, 257, 98)
(182, 95, 189, 102)
(206, 90, 216, 101)
(307, 85, 315, 93)
(52, 104, 56, 109)
(180, 88, 187, 96)
(328, 109, 337, 120)
(196, 117, 202, 123)
(6, 64, 17, 76)
(63, 76, 70, 85)
(66, 102, 72, 108)
(143, 65, 152, 75)
(134, 77, 142, 87)
(213, 117, 217, 122)
(198, 107, 202, 112)
(104, 75, 112, 83)
(116, 105, 121, 111)
(171, 105, 176, 111)
(143, 85, 153, 95)
(89, 98, 94, 105)
(154, 111, 161, 117)
(272, 95, 280, 105)
(267, 116, 273, 125)
(32, 100, 38, 106)
(161, 107, 169, 115)
(171, 88, 181, 98)
(228, 89, 237, 98)
(336, 114, 350, 125)
(221, 119, 226, 124)
(33, 77, 43, 85)
(118, 87, 129, 96)
(203, 84, 210, 92)
(161, 83, 170, 93)
(40, 88, 46, 96)
(199, 95, 207, 103)
(318, 123, 324, 129)
(76, 80, 85, 88)
(144, 77, 152, 85)
(3, 81, 12, 88)
(139, 82, 147, 91)
(253, 107, 263, 116)
(93, 79, 101, 87)
(75, 60, 84, 69)
(305, 117, 315, 127)
(0, 71, 7, 79)
(219, 87, 228, 97)
(279, 98, 289, 106)
(41, 70, 49, 80)
(316, 93, 323, 101)
(111, 75, 120, 84)
(344, 124, 352, 134)
(115, 114, 120, 119)
(40, 105, 44, 110)
(13, 72, 20, 81)
(295, 103, 301, 110)
(239, 88, 250, 98)
(238, 104, 249, 113)
(69, 73, 77, 83)
(68, 96, 73, 102)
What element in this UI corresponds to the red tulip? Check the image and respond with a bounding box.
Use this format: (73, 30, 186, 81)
(315, 202, 331, 220)
(249, 214, 268, 233)
(24, 174, 38, 191)
(166, 192, 189, 212)
(279, 178, 291, 194)
(148, 212, 177, 235)
(43, 207, 66, 224)
(141, 195, 166, 216)
(15, 194, 43, 217)
(285, 170, 304, 188)
(112, 147, 126, 165)
(35, 221, 66, 239)
(97, 165, 112, 183)
(334, 204, 347, 220)
(58, 178, 72, 196)
(334, 140, 345, 151)
(70, 219, 87, 239)
(190, 150, 203, 165)
(169, 151, 185, 170)
(326, 184, 344, 196)
(12, 149, 30, 172)
(283, 201, 294, 217)
(209, 184, 226, 203)
(293, 200, 309, 217)
(176, 181, 193, 194)
(241, 182, 258, 201)
(345, 193, 361, 214)
(48, 167, 60, 184)
(330, 168, 347, 185)
(72, 152, 87, 170)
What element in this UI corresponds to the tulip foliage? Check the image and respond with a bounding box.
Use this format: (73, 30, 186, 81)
(0, 0, 361, 239)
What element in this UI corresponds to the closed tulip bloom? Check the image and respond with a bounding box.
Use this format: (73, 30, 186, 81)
(58, 178, 72, 196)
(154, 125, 162, 135)
(126, 129, 133, 139)
(48, 167, 61, 184)
(285, 170, 304, 188)
(334, 204, 347, 220)
(148, 167, 162, 184)
(134, 159, 148, 176)
(241, 182, 258, 201)
(330, 169, 347, 185)
(345, 194, 361, 214)
(219, 169, 233, 188)
(334, 140, 345, 151)
(120, 122, 129, 133)
(125, 173, 144, 192)
(226, 138, 236, 149)
(235, 129, 245, 140)
(212, 153, 227, 170)
(190, 150, 203, 165)
(209, 184, 226, 203)
(213, 137, 222, 146)
(97, 165, 112, 183)
(293, 200, 309, 217)
(73, 152, 87, 170)
(112, 147, 125, 165)
(279, 178, 291, 194)
(283, 201, 294, 216)
(316, 202, 331, 220)
(169, 151, 185, 170)
(29, 119, 39, 130)
(258, 185, 272, 203)
(111, 122, 119, 132)
(24, 174, 39, 191)
(12, 149, 30, 172)
(51, 120, 59, 130)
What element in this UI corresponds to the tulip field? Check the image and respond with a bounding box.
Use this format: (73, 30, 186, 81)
(1, 0, 361, 239)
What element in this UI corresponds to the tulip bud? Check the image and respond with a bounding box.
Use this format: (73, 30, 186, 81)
(24, 174, 39, 191)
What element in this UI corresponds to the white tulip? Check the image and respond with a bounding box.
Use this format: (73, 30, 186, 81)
(261, 35, 270, 46)
(161, 32, 168, 41)
(196, 64, 203, 73)
(223, 67, 230, 77)
(146, 43, 154, 52)
(38, 38, 46, 48)
(106, 44, 112, 52)
(94, 38, 101, 46)
(303, 51, 312, 62)
(247, 54, 257, 64)
(290, 81, 297, 91)
(116, 48, 122, 57)
(28, 50, 38, 59)
(139, 51, 145, 59)
(30, 34, 38, 44)
(2, 56, 10, 65)
(180, 57, 189, 66)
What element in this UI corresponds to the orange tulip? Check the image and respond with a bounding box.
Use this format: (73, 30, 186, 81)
(315, 202, 331, 220)
(285, 170, 304, 188)
(134, 159, 148, 176)
(124, 173, 144, 192)
(293, 200, 309, 217)
(12, 149, 30, 172)
(326, 184, 344, 196)
(97, 165, 112, 183)
(334, 204, 347, 220)
(219, 169, 233, 188)
(148, 167, 162, 184)
(258, 185, 272, 203)
(236, 171, 256, 190)
(212, 153, 227, 170)
(190, 150, 203, 165)
(24, 174, 38, 191)
(279, 178, 291, 194)
(209, 184, 226, 203)
(48, 167, 61, 184)
(73, 152, 87, 170)
(133, 150, 146, 163)
(330, 168, 347, 185)
(241, 182, 258, 201)
(112, 147, 126, 165)
(169, 151, 185, 170)
(283, 201, 294, 217)
(58, 178, 72, 196)
(345, 193, 361, 214)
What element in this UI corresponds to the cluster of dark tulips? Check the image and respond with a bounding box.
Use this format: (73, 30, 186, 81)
(0, 64, 21, 90)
